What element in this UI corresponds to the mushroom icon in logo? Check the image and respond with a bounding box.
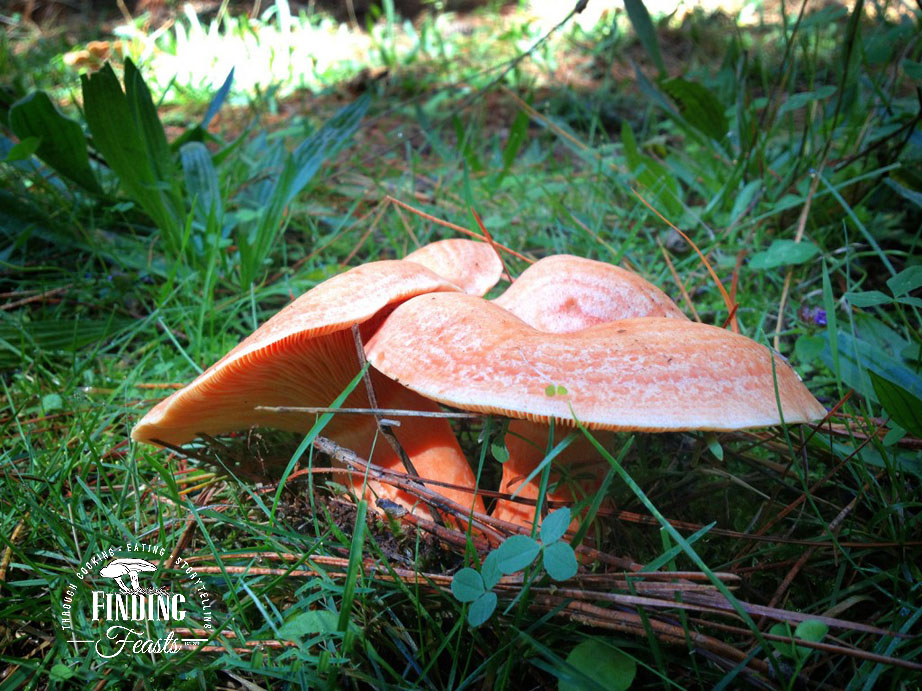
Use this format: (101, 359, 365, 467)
(99, 558, 158, 594)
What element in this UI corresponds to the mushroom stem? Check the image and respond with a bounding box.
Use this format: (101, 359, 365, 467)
(340, 370, 485, 519)
(493, 421, 613, 530)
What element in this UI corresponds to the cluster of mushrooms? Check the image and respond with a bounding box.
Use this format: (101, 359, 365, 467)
(132, 239, 825, 530)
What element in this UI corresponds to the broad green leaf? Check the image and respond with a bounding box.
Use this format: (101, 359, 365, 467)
(9, 91, 103, 193)
(559, 638, 636, 691)
(491, 441, 510, 463)
(481, 550, 502, 590)
(451, 567, 484, 603)
(769, 622, 798, 658)
(543, 542, 578, 581)
(795, 619, 828, 644)
(540, 507, 571, 545)
(749, 239, 819, 269)
(846, 290, 892, 307)
(202, 67, 234, 128)
(623, 0, 664, 74)
(822, 260, 839, 386)
(180, 141, 222, 223)
(467, 591, 497, 627)
(495, 535, 541, 574)
(884, 177, 922, 210)
(770, 620, 827, 661)
(659, 77, 728, 141)
(903, 58, 922, 80)
(728, 180, 761, 225)
(883, 425, 906, 446)
(870, 371, 922, 436)
(42, 393, 63, 413)
(125, 59, 178, 198)
(5, 136, 40, 161)
(794, 334, 824, 364)
(887, 266, 922, 297)
(822, 329, 922, 404)
(81, 61, 184, 250)
(777, 86, 837, 115)
(706, 435, 724, 461)
(49, 664, 75, 682)
(278, 609, 339, 640)
(501, 105, 530, 175)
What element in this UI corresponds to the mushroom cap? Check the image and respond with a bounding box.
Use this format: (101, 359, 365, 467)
(404, 239, 503, 297)
(130, 254, 487, 517)
(365, 293, 826, 431)
(132, 260, 461, 446)
(99, 558, 157, 576)
(493, 254, 686, 332)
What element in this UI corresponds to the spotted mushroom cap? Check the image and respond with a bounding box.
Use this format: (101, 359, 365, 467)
(366, 292, 826, 432)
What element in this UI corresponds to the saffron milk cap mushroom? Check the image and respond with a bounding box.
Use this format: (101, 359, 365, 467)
(132, 256, 489, 516)
(365, 292, 826, 432)
(490, 254, 687, 526)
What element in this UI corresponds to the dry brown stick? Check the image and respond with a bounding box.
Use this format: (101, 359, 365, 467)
(758, 492, 860, 626)
(0, 513, 29, 583)
(1, 285, 69, 310)
(531, 596, 773, 677)
(350, 324, 420, 480)
(681, 590, 898, 638)
(183, 550, 739, 589)
(255, 405, 482, 419)
(311, 435, 497, 540)
(164, 483, 222, 572)
(694, 618, 922, 672)
(657, 239, 702, 322)
(385, 196, 532, 264)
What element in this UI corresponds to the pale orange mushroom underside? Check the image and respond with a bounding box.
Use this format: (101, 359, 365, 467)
(132, 256, 495, 516)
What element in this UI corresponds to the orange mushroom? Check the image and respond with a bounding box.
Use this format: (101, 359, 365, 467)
(132, 242, 502, 518)
(490, 255, 687, 526)
(366, 292, 826, 524)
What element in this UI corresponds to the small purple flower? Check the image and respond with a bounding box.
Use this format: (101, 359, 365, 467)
(798, 306, 827, 326)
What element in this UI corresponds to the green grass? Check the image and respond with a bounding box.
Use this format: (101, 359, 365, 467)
(2, 0, 921, 688)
